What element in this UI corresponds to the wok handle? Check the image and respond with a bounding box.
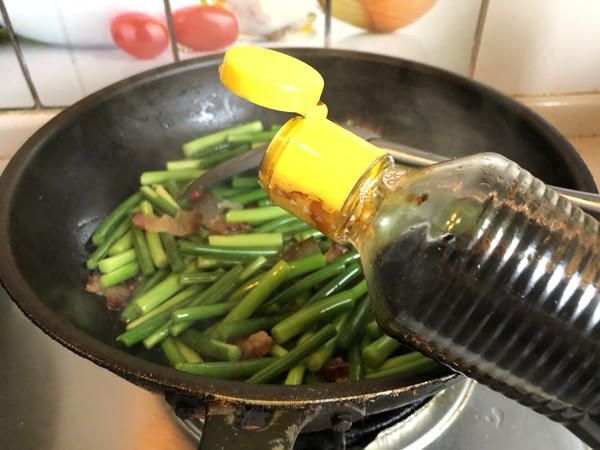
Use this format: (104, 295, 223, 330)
(198, 402, 319, 450)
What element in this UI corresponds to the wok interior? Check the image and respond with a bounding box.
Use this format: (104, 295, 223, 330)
(2, 50, 596, 402)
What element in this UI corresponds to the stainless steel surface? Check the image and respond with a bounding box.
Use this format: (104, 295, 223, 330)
(0, 284, 587, 449)
(0, 285, 193, 450)
(368, 381, 588, 450)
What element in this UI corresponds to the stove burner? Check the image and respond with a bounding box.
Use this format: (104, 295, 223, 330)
(169, 380, 474, 450)
(293, 398, 431, 450)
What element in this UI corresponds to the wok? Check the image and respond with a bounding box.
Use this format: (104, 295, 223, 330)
(0, 49, 597, 448)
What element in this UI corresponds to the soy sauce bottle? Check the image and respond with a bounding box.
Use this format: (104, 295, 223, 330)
(220, 46, 600, 438)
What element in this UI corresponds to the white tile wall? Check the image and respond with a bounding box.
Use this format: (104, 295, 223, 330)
(474, 0, 600, 96)
(2, 0, 599, 179)
(326, 0, 484, 76)
(2, 0, 600, 116)
(1, 0, 180, 106)
(0, 45, 34, 108)
(177, 1, 326, 61)
(0, 0, 325, 106)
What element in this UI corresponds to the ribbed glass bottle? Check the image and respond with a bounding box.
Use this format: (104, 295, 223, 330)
(341, 153, 600, 415)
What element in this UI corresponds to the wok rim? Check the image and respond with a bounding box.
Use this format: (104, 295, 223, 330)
(0, 48, 595, 407)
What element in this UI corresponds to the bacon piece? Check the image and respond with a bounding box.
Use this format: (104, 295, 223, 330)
(132, 210, 202, 237)
(282, 237, 321, 261)
(316, 357, 349, 382)
(204, 214, 253, 236)
(323, 243, 350, 263)
(239, 331, 274, 359)
(103, 285, 133, 311)
(85, 274, 103, 294)
(85, 274, 132, 311)
(188, 190, 252, 235)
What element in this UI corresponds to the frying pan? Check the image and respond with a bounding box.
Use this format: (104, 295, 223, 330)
(0, 49, 597, 449)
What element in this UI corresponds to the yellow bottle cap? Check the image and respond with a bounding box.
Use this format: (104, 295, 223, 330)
(220, 46, 387, 238)
(220, 46, 324, 116)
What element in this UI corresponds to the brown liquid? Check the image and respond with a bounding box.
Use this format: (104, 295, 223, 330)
(364, 182, 600, 415)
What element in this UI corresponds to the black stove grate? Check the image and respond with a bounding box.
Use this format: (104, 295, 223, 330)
(293, 397, 431, 450)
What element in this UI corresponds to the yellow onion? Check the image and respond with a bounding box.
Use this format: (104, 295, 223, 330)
(319, 0, 437, 33)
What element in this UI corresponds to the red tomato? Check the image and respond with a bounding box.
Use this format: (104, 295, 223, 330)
(172, 5, 238, 52)
(111, 12, 169, 59)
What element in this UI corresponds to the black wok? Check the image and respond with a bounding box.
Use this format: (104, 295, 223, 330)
(0, 49, 597, 448)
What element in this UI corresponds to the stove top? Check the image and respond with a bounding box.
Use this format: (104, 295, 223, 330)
(0, 285, 588, 449)
(0, 108, 595, 450)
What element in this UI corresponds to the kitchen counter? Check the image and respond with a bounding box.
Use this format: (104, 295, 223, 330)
(571, 136, 600, 185)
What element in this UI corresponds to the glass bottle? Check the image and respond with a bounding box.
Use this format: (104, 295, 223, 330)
(220, 46, 600, 433)
(258, 112, 600, 418)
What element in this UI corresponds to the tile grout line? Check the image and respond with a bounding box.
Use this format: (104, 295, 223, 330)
(468, 0, 490, 79)
(162, 0, 180, 63)
(0, 0, 43, 108)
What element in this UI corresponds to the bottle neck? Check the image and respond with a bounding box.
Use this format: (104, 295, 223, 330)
(259, 117, 394, 239)
(333, 155, 404, 245)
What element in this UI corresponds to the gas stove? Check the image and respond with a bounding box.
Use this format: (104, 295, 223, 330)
(0, 283, 588, 449)
(0, 108, 595, 449)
